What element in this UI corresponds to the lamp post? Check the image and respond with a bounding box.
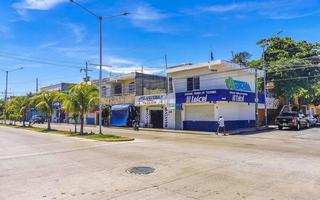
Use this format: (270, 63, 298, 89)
(70, 0, 129, 134)
(0, 67, 24, 124)
(262, 31, 282, 128)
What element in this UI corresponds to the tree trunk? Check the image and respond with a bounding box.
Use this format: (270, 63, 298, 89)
(47, 117, 51, 130)
(80, 116, 84, 135)
(74, 123, 77, 134)
(22, 114, 26, 127)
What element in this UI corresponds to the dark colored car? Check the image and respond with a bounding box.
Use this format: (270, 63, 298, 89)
(30, 115, 45, 124)
(275, 112, 309, 130)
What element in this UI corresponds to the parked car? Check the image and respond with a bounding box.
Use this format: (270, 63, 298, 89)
(30, 115, 45, 124)
(275, 112, 309, 130)
(306, 115, 317, 126)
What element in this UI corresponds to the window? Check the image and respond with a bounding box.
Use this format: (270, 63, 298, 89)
(194, 77, 200, 90)
(114, 84, 122, 95)
(187, 77, 200, 91)
(128, 82, 135, 93)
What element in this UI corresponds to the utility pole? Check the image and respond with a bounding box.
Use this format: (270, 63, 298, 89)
(70, 0, 129, 134)
(165, 54, 169, 94)
(255, 67, 259, 128)
(80, 61, 92, 83)
(0, 67, 23, 124)
(262, 47, 268, 127)
(36, 78, 39, 93)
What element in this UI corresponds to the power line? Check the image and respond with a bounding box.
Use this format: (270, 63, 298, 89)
(0, 51, 85, 69)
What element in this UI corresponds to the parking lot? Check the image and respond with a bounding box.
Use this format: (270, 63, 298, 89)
(1, 124, 320, 200)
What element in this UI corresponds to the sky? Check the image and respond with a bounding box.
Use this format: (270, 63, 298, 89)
(0, 0, 320, 96)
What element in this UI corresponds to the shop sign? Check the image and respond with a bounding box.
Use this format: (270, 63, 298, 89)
(225, 77, 252, 92)
(135, 95, 165, 106)
(176, 89, 264, 104)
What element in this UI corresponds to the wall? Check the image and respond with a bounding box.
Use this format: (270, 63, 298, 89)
(137, 93, 176, 129)
(172, 68, 255, 93)
(217, 102, 255, 121)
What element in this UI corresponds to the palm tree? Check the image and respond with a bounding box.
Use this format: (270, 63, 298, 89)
(12, 96, 31, 126)
(31, 90, 63, 130)
(232, 51, 252, 66)
(62, 83, 98, 135)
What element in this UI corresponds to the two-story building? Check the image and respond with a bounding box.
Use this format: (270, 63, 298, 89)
(167, 60, 264, 132)
(90, 72, 167, 127)
(40, 82, 75, 123)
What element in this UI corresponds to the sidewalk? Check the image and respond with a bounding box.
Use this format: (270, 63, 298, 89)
(4, 121, 275, 136)
(36, 122, 274, 136)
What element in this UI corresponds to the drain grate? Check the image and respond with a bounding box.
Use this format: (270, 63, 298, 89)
(127, 166, 155, 175)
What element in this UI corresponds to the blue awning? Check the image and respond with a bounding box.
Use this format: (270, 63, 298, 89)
(111, 104, 131, 111)
(111, 104, 133, 127)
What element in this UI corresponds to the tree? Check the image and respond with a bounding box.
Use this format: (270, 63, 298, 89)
(4, 98, 21, 125)
(0, 99, 4, 119)
(232, 51, 252, 66)
(249, 36, 320, 105)
(62, 83, 98, 135)
(10, 96, 32, 126)
(31, 90, 63, 130)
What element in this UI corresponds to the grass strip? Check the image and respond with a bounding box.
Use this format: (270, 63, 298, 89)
(0, 123, 134, 142)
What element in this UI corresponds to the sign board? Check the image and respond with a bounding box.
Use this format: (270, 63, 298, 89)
(225, 77, 252, 92)
(176, 89, 265, 104)
(135, 95, 165, 106)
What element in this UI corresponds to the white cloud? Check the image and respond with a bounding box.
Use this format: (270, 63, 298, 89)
(13, 0, 66, 11)
(106, 56, 137, 66)
(129, 4, 171, 33)
(201, 33, 217, 38)
(131, 4, 167, 21)
(197, 0, 319, 20)
(64, 23, 86, 43)
(39, 41, 59, 49)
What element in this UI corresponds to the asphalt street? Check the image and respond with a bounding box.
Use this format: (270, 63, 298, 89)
(1, 124, 320, 200)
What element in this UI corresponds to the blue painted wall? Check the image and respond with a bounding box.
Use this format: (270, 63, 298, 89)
(183, 120, 255, 132)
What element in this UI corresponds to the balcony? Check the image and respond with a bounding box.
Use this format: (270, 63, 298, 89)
(106, 91, 135, 105)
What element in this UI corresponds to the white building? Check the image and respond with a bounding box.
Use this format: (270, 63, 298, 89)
(135, 93, 176, 129)
(167, 60, 264, 132)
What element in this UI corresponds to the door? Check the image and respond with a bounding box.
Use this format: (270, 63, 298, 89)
(150, 110, 163, 128)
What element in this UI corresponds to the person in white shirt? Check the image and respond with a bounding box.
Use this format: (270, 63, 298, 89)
(216, 115, 226, 136)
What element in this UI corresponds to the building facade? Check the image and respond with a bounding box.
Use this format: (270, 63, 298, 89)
(90, 72, 167, 126)
(167, 60, 264, 132)
(135, 93, 176, 129)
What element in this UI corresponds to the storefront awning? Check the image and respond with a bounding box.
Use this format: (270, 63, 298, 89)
(111, 104, 132, 111)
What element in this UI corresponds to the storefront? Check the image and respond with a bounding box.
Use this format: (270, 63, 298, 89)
(135, 94, 175, 129)
(176, 89, 264, 132)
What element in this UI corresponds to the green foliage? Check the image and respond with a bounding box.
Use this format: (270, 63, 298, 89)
(251, 36, 320, 103)
(31, 90, 64, 130)
(62, 83, 99, 134)
(232, 51, 252, 66)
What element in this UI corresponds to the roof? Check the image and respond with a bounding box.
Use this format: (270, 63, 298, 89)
(40, 82, 76, 90)
(166, 59, 264, 76)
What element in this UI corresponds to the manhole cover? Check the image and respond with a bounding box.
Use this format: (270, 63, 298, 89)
(127, 166, 155, 175)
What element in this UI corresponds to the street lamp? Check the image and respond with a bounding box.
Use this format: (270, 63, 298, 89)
(262, 30, 283, 128)
(70, 0, 129, 134)
(0, 67, 24, 124)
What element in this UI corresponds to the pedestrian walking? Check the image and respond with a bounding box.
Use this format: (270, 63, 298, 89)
(216, 115, 226, 136)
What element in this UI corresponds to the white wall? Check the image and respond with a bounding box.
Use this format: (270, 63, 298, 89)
(171, 67, 255, 93)
(139, 105, 175, 129)
(217, 102, 255, 121)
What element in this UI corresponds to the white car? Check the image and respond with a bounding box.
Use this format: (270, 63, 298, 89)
(306, 115, 317, 126)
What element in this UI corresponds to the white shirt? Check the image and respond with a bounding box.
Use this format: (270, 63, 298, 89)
(218, 118, 225, 127)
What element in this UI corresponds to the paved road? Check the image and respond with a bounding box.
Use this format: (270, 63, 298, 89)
(1, 125, 320, 200)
